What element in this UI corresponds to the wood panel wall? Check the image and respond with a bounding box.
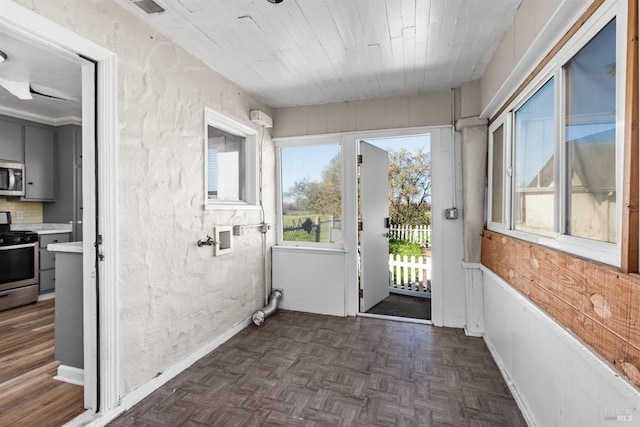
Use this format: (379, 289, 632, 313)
(481, 230, 640, 388)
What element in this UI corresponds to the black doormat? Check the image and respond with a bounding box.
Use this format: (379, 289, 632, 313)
(366, 293, 431, 320)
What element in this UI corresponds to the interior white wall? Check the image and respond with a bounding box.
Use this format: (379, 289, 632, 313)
(483, 268, 640, 426)
(272, 247, 347, 316)
(273, 91, 452, 138)
(12, 0, 277, 397)
(480, 0, 593, 116)
(430, 128, 465, 328)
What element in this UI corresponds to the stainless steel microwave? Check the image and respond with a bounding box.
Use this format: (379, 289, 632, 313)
(0, 161, 25, 197)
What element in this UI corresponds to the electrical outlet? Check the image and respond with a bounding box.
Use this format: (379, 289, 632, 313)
(445, 208, 458, 220)
(16, 211, 24, 220)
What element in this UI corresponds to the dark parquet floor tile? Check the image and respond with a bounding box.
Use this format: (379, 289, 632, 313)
(109, 311, 526, 427)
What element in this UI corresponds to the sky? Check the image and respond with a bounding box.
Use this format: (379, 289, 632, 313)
(280, 134, 431, 197)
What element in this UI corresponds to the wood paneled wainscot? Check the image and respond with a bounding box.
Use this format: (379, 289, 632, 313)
(481, 230, 640, 388)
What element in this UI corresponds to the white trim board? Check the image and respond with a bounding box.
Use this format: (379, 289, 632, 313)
(0, 0, 120, 414)
(86, 316, 253, 427)
(481, 265, 640, 426)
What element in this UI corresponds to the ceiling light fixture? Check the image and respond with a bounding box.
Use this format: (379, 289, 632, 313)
(0, 51, 6, 64)
(267, 0, 283, 3)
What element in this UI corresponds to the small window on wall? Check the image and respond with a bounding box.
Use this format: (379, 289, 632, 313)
(208, 128, 244, 201)
(204, 108, 258, 208)
(278, 143, 343, 246)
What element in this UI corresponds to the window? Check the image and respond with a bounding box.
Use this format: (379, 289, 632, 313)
(514, 78, 555, 237)
(487, 13, 620, 265)
(207, 127, 244, 201)
(278, 143, 343, 246)
(564, 19, 617, 243)
(489, 123, 505, 224)
(204, 108, 258, 208)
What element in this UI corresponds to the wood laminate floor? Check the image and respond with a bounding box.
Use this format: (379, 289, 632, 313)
(0, 299, 85, 427)
(111, 310, 525, 426)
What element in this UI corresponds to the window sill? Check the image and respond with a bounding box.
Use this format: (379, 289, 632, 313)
(272, 245, 347, 254)
(486, 225, 619, 267)
(204, 202, 261, 211)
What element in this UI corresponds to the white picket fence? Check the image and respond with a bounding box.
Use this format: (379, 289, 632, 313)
(388, 254, 431, 298)
(389, 224, 432, 246)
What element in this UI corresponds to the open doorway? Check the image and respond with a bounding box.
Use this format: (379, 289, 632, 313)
(359, 134, 432, 321)
(0, 21, 98, 423)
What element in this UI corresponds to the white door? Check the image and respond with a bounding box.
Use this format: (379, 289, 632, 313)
(359, 141, 390, 312)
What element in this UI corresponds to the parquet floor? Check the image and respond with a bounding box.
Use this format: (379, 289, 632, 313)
(0, 299, 85, 427)
(110, 310, 526, 426)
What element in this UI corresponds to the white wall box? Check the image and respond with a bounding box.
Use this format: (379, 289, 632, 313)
(213, 226, 233, 256)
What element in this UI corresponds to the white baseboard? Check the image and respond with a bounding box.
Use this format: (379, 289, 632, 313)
(84, 315, 253, 426)
(38, 292, 55, 301)
(463, 327, 483, 337)
(54, 365, 84, 386)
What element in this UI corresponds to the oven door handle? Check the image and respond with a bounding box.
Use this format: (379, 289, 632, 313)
(0, 243, 36, 250)
(7, 168, 15, 191)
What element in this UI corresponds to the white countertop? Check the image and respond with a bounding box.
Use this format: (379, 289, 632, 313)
(11, 223, 72, 235)
(47, 241, 83, 253)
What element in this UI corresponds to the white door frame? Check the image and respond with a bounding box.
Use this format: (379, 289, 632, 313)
(0, 1, 119, 412)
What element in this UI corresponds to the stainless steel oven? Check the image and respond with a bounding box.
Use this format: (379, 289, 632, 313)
(0, 242, 38, 292)
(0, 211, 39, 311)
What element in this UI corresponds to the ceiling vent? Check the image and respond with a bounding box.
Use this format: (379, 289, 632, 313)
(133, 0, 165, 14)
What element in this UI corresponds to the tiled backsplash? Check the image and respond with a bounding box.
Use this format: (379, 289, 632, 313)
(0, 198, 43, 223)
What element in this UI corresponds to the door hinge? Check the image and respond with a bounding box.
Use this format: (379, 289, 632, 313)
(359, 289, 363, 298)
(357, 154, 363, 165)
(95, 234, 105, 261)
(358, 221, 363, 231)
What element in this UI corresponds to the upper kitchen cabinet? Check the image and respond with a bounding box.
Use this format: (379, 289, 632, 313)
(0, 120, 23, 162)
(24, 126, 55, 201)
(44, 125, 82, 240)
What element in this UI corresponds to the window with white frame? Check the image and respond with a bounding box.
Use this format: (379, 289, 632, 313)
(487, 12, 620, 265)
(277, 142, 343, 246)
(204, 108, 258, 208)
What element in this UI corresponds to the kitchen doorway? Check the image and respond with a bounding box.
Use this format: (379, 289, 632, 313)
(358, 134, 432, 322)
(0, 23, 93, 421)
(0, 3, 121, 417)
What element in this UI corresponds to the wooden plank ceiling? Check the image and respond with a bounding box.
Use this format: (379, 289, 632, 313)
(116, 0, 522, 108)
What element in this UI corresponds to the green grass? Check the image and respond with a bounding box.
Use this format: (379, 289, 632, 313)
(389, 238, 423, 258)
(282, 213, 338, 243)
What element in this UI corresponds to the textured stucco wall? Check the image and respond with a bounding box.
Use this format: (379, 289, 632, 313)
(12, 0, 276, 395)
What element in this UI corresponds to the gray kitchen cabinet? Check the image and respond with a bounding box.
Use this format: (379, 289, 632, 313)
(0, 120, 23, 162)
(39, 232, 70, 293)
(43, 125, 83, 240)
(24, 126, 55, 200)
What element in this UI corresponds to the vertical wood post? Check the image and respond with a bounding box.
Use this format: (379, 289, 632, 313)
(622, 0, 639, 273)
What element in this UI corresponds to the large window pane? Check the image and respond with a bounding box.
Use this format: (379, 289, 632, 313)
(514, 79, 555, 237)
(564, 19, 616, 243)
(207, 126, 245, 201)
(491, 124, 504, 224)
(281, 144, 342, 244)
